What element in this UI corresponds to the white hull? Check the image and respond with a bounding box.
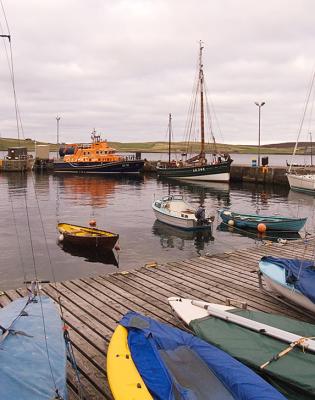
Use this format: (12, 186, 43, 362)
(176, 172, 230, 182)
(287, 173, 315, 194)
(153, 209, 195, 229)
(263, 275, 315, 313)
(168, 297, 234, 325)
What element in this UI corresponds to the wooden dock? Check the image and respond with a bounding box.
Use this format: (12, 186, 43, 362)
(1, 238, 314, 399)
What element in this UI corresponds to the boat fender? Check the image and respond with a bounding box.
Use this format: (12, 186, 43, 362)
(228, 219, 234, 226)
(58, 234, 64, 242)
(89, 219, 97, 227)
(257, 223, 267, 233)
(114, 244, 121, 251)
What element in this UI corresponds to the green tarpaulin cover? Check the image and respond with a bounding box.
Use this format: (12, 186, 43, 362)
(190, 309, 315, 400)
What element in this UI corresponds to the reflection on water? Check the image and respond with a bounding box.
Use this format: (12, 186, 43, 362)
(152, 220, 214, 254)
(58, 242, 118, 266)
(56, 174, 118, 207)
(1, 171, 315, 290)
(159, 178, 231, 210)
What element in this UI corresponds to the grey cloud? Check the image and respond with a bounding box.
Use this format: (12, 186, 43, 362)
(0, 0, 314, 144)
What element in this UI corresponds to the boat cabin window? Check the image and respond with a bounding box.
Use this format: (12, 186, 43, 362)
(162, 196, 172, 201)
(173, 195, 184, 200)
(155, 201, 161, 208)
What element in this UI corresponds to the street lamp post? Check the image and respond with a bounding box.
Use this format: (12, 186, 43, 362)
(56, 116, 61, 158)
(254, 102, 265, 167)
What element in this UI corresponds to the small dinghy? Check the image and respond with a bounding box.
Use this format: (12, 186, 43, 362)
(218, 209, 307, 232)
(0, 295, 67, 400)
(259, 256, 315, 313)
(152, 195, 212, 230)
(107, 311, 285, 400)
(168, 296, 315, 400)
(58, 223, 119, 249)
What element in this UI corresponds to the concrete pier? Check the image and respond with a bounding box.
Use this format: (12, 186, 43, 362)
(230, 165, 289, 185)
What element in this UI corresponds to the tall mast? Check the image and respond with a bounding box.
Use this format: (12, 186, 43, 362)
(199, 40, 205, 158)
(168, 113, 172, 164)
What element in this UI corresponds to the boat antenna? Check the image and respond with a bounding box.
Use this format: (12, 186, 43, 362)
(310, 132, 313, 166)
(168, 113, 172, 165)
(199, 40, 205, 159)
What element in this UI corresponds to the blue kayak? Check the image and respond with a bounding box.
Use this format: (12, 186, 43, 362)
(219, 209, 307, 232)
(120, 311, 286, 400)
(0, 296, 67, 400)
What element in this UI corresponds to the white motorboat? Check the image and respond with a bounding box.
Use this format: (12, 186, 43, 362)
(152, 194, 212, 230)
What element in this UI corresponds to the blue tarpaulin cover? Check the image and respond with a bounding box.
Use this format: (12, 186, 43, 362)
(120, 311, 286, 400)
(0, 296, 67, 400)
(262, 256, 315, 304)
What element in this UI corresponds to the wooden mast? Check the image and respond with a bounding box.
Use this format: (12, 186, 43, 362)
(199, 40, 205, 159)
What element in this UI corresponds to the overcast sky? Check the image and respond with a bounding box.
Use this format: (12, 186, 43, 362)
(0, 0, 315, 144)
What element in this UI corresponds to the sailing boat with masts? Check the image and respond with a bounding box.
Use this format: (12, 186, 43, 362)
(157, 41, 232, 181)
(287, 68, 315, 194)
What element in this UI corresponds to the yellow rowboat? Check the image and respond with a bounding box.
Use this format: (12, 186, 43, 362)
(107, 325, 153, 400)
(57, 223, 119, 250)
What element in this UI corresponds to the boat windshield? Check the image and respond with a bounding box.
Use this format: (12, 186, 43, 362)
(162, 195, 184, 201)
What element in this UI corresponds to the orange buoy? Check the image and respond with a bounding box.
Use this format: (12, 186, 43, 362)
(89, 219, 97, 227)
(257, 223, 267, 233)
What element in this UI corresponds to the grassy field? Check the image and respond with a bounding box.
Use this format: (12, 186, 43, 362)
(0, 137, 310, 155)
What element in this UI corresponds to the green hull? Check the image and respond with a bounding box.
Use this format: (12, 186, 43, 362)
(157, 160, 232, 180)
(190, 309, 315, 400)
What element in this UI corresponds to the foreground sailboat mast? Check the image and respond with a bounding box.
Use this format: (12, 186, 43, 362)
(199, 40, 205, 158)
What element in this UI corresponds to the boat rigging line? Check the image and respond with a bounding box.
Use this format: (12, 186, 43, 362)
(289, 66, 315, 172)
(0, 0, 25, 141)
(1, 1, 83, 395)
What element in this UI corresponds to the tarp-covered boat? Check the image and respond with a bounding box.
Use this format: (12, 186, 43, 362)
(218, 209, 307, 232)
(0, 295, 67, 400)
(259, 256, 315, 313)
(58, 223, 119, 249)
(107, 311, 285, 400)
(168, 297, 315, 400)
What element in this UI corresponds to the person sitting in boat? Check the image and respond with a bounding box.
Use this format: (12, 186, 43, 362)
(223, 153, 231, 162)
(195, 205, 207, 225)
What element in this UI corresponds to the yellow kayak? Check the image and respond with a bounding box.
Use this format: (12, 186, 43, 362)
(107, 325, 152, 400)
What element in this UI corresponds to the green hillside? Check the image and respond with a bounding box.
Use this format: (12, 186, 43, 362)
(0, 137, 309, 155)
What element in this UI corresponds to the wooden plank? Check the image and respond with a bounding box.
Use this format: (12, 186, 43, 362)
(152, 262, 291, 315)
(3, 237, 315, 399)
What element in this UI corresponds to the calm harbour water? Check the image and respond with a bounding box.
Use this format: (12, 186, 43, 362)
(0, 171, 314, 291)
